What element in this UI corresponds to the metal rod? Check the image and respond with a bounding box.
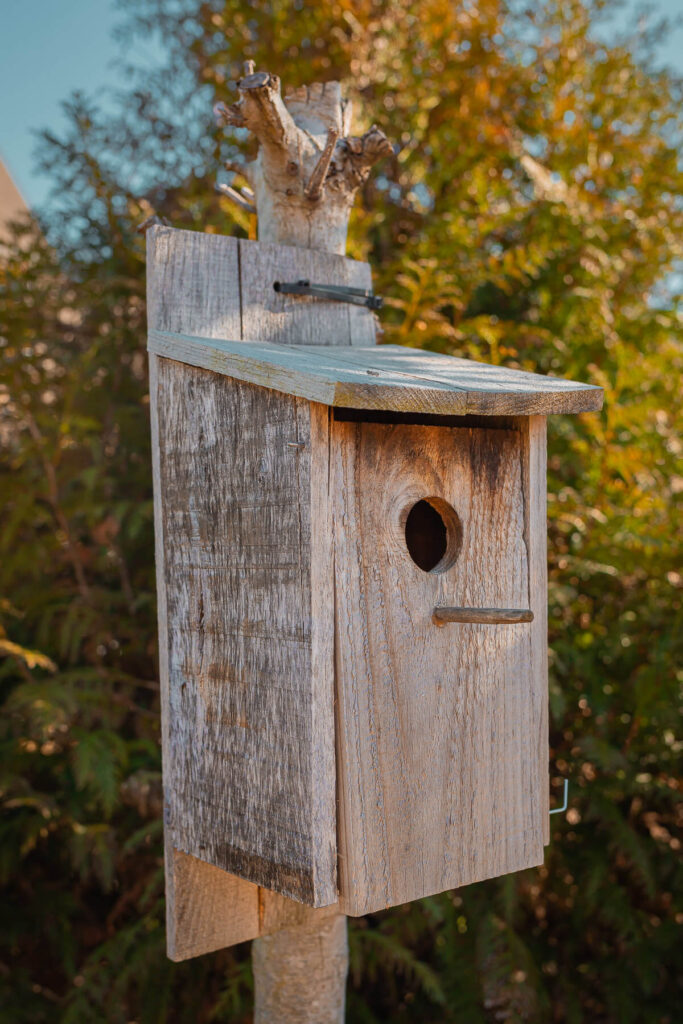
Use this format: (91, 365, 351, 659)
(432, 607, 534, 625)
(549, 779, 569, 815)
(273, 279, 383, 310)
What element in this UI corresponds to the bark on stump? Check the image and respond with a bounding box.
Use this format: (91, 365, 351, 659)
(214, 63, 391, 1023)
(215, 61, 392, 254)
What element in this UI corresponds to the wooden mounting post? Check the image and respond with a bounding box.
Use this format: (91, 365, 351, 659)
(146, 62, 391, 1024)
(216, 61, 389, 1023)
(253, 913, 349, 1024)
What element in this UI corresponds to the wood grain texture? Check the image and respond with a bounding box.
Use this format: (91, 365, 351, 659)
(147, 330, 603, 416)
(147, 226, 241, 339)
(332, 421, 545, 915)
(156, 360, 336, 906)
(148, 228, 553, 959)
(239, 239, 376, 346)
(259, 888, 341, 935)
(305, 344, 603, 414)
(308, 404, 337, 900)
(166, 848, 260, 961)
(147, 226, 262, 958)
(521, 416, 550, 845)
(147, 329, 463, 414)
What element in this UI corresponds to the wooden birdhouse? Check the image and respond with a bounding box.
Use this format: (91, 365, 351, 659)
(147, 226, 603, 957)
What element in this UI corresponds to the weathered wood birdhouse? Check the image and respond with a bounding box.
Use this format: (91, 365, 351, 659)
(146, 65, 603, 967)
(147, 227, 603, 954)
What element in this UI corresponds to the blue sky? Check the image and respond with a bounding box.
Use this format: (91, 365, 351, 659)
(0, 0, 163, 208)
(1, 0, 681, 209)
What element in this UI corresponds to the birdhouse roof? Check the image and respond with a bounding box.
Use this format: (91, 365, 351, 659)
(148, 329, 603, 417)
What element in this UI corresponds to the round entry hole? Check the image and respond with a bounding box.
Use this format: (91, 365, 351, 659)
(404, 498, 462, 574)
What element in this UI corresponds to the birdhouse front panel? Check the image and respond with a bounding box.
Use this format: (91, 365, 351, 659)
(331, 416, 546, 915)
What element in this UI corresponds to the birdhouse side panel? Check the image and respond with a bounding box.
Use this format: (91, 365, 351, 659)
(521, 415, 550, 843)
(153, 359, 336, 907)
(332, 421, 545, 915)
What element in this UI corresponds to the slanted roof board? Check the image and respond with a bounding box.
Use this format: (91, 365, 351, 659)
(147, 329, 603, 416)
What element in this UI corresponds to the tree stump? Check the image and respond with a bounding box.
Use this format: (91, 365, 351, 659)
(215, 62, 392, 254)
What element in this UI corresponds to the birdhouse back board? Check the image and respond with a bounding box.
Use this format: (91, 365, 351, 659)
(331, 415, 548, 915)
(147, 227, 380, 955)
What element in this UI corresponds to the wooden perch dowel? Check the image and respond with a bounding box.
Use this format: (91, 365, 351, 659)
(433, 607, 535, 625)
(213, 62, 393, 252)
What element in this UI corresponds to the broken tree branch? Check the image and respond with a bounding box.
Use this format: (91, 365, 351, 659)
(304, 127, 340, 201)
(236, 71, 296, 147)
(223, 159, 255, 189)
(215, 183, 256, 215)
(213, 101, 245, 129)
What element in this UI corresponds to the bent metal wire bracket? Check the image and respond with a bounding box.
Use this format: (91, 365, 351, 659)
(549, 778, 569, 816)
(274, 279, 383, 310)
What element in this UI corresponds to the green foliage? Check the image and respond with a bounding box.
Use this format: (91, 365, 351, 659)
(1, 0, 681, 1020)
